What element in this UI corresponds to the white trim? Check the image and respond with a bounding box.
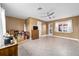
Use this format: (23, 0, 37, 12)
(53, 35, 79, 42)
(39, 34, 48, 37)
(39, 34, 53, 37)
(1, 8, 6, 35)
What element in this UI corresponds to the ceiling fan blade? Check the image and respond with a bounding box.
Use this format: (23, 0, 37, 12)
(47, 12, 55, 16)
(40, 12, 55, 17)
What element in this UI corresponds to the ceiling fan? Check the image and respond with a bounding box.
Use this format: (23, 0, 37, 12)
(42, 11, 55, 17)
(38, 7, 55, 19)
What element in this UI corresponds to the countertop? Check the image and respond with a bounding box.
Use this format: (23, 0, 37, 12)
(0, 38, 17, 49)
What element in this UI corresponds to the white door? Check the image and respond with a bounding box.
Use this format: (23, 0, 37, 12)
(48, 23, 53, 36)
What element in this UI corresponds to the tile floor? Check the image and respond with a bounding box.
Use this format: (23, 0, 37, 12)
(18, 36, 79, 56)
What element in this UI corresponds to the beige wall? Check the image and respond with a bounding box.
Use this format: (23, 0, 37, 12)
(52, 16, 79, 39)
(6, 16, 79, 39)
(42, 23, 48, 34)
(5, 16, 48, 35)
(46, 23, 48, 34)
(25, 17, 48, 35)
(42, 23, 47, 35)
(25, 17, 37, 32)
(6, 16, 25, 31)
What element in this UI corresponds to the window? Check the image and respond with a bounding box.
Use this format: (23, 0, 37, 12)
(55, 20, 73, 33)
(0, 7, 6, 47)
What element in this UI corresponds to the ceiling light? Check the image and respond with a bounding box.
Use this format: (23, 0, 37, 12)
(38, 7, 43, 10)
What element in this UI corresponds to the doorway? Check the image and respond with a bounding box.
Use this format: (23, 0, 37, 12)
(48, 23, 53, 36)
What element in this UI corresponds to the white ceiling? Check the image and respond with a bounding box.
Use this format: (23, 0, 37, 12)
(1, 3, 79, 21)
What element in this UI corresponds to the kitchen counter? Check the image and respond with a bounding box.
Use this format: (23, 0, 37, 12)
(0, 38, 18, 56)
(0, 38, 17, 49)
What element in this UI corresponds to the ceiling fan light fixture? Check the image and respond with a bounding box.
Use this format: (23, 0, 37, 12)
(48, 16, 51, 19)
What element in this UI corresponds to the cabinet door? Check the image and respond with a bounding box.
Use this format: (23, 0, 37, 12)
(0, 49, 5, 56)
(13, 45, 18, 56)
(0, 48, 9, 56)
(9, 45, 18, 56)
(32, 30, 39, 40)
(4, 48, 9, 56)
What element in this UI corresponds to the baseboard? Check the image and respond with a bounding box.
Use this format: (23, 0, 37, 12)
(39, 34, 48, 37)
(53, 35, 79, 42)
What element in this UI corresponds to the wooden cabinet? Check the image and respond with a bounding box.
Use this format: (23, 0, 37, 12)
(31, 30, 39, 40)
(0, 44, 18, 56)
